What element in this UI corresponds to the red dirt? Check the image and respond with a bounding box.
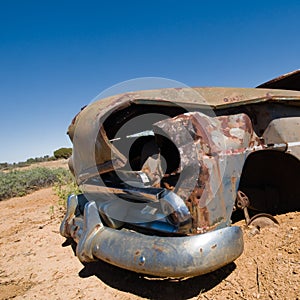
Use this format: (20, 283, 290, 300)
(0, 188, 299, 300)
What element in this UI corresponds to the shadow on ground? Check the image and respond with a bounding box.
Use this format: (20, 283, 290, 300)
(78, 259, 236, 300)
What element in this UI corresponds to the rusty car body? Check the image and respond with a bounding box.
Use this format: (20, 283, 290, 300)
(60, 70, 300, 277)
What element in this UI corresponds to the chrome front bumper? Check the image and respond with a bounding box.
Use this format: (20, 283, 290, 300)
(60, 194, 244, 278)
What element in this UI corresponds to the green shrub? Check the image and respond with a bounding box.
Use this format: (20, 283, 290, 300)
(0, 167, 72, 200)
(53, 172, 81, 206)
(53, 147, 72, 159)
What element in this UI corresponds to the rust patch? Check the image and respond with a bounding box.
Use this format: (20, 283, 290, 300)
(95, 224, 102, 230)
(153, 111, 260, 234)
(152, 244, 164, 253)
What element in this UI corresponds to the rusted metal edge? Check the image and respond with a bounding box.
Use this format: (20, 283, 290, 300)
(256, 69, 300, 91)
(207, 96, 300, 110)
(72, 87, 300, 121)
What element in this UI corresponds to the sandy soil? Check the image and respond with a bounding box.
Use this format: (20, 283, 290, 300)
(0, 188, 299, 300)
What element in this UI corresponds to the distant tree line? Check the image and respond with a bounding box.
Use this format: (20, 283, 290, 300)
(0, 147, 72, 170)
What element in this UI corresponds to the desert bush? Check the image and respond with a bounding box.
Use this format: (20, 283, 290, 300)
(53, 147, 72, 159)
(53, 172, 81, 206)
(0, 167, 72, 200)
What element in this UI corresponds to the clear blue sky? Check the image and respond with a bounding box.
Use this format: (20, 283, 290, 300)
(1, 0, 300, 163)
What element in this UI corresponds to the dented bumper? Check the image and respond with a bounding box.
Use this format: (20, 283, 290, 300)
(60, 194, 243, 278)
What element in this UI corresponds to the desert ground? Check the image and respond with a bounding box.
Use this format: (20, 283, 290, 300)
(0, 162, 299, 299)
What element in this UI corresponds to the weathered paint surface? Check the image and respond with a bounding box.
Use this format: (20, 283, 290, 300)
(263, 117, 300, 159)
(62, 84, 300, 277)
(67, 86, 300, 180)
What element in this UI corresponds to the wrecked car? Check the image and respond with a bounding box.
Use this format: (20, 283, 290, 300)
(60, 70, 300, 277)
